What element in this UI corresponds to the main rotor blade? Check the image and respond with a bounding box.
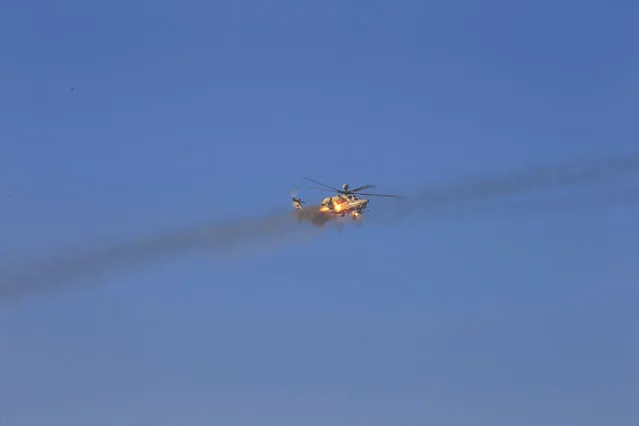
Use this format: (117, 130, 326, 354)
(354, 192, 404, 198)
(349, 184, 376, 192)
(306, 186, 336, 192)
(302, 177, 341, 192)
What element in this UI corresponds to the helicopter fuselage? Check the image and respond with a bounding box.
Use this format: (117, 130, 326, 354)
(319, 194, 368, 216)
(292, 179, 401, 224)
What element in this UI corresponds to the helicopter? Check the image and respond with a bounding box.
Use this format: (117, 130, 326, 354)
(291, 177, 403, 222)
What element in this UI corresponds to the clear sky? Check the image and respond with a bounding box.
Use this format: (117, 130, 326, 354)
(1, 0, 638, 425)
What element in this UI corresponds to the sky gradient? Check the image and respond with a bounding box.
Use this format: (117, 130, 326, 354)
(1, 1, 638, 425)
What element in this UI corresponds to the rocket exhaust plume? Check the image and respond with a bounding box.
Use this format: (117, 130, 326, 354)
(1, 151, 638, 303)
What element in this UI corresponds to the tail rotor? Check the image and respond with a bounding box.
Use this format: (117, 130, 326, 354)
(291, 189, 306, 209)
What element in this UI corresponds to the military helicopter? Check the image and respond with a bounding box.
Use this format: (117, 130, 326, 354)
(292, 177, 403, 221)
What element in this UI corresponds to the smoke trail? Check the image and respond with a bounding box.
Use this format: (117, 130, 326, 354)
(0, 207, 329, 303)
(1, 151, 638, 303)
(390, 186, 639, 226)
(376, 150, 639, 221)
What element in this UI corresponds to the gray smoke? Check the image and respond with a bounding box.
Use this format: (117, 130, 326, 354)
(1, 151, 638, 303)
(0, 208, 326, 302)
(376, 150, 639, 221)
(391, 185, 639, 225)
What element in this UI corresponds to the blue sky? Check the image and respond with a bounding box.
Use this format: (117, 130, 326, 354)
(1, 0, 638, 424)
